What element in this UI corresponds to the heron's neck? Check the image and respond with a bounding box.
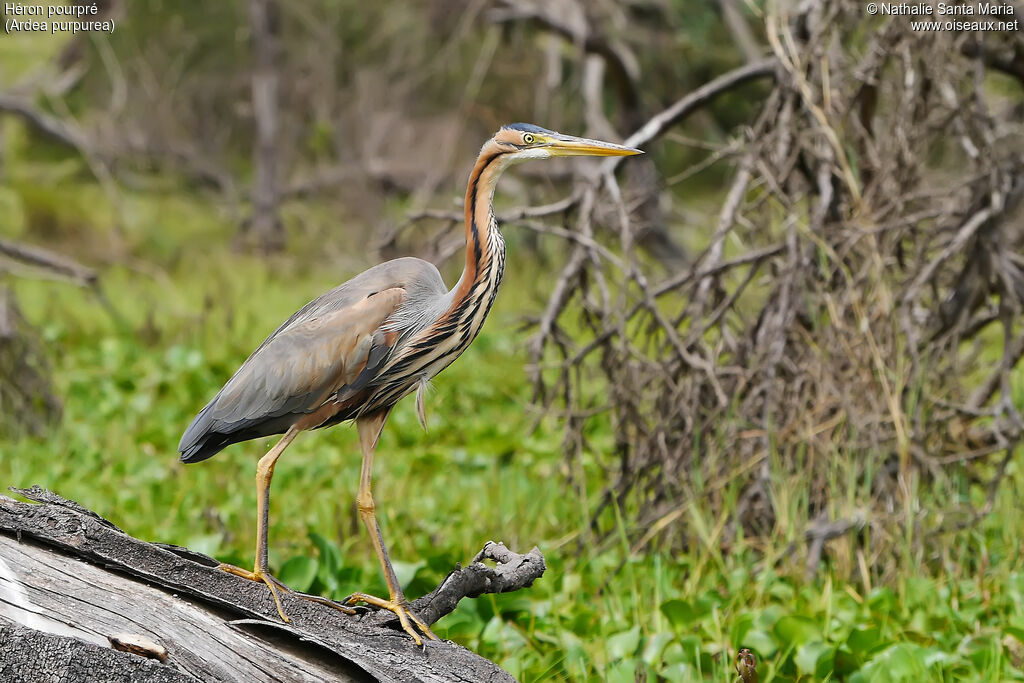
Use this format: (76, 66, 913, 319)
(451, 150, 507, 304)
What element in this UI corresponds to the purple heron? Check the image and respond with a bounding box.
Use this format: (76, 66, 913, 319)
(178, 124, 642, 644)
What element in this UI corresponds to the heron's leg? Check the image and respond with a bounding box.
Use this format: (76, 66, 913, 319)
(346, 411, 439, 646)
(218, 425, 300, 622)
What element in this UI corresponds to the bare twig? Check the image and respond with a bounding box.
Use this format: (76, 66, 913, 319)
(0, 94, 86, 150)
(619, 59, 778, 154)
(0, 239, 97, 287)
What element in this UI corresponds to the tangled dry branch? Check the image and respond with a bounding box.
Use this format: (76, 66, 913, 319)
(510, 2, 1024, 572)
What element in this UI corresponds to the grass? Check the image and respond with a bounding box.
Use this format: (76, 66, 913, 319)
(3, 146, 1024, 681)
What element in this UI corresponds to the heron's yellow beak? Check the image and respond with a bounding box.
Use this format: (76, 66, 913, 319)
(546, 134, 644, 157)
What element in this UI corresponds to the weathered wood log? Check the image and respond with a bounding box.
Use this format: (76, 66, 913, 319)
(0, 486, 546, 682)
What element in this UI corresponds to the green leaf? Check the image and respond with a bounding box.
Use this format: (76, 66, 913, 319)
(742, 630, 778, 659)
(660, 599, 698, 630)
(309, 532, 343, 592)
(815, 644, 839, 679)
(605, 658, 640, 683)
(867, 587, 896, 615)
(481, 616, 528, 650)
(854, 643, 929, 681)
(902, 576, 934, 609)
(775, 615, 821, 647)
(607, 626, 642, 661)
(432, 603, 481, 641)
(730, 612, 755, 647)
(795, 641, 832, 676)
(641, 632, 675, 666)
(960, 634, 998, 670)
(1005, 625, 1024, 643)
(658, 662, 698, 681)
(768, 580, 795, 602)
(493, 593, 534, 616)
(277, 555, 318, 592)
(660, 642, 687, 666)
(676, 635, 704, 666)
(391, 560, 424, 590)
(847, 624, 885, 656)
(833, 646, 861, 676)
(184, 533, 222, 557)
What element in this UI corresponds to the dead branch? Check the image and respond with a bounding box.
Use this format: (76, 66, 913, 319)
(0, 239, 98, 287)
(407, 191, 582, 225)
(803, 514, 866, 580)
(517, 0, 1024, 567)
(619, 58, 778, 153)
(0, 94, 86, 150)
(718, 0, 764, 63)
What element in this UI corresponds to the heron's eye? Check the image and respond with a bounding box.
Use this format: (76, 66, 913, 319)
(522, 133, 535, 145)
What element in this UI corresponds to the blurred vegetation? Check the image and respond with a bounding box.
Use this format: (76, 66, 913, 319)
(6, 180, 1024, 680)
(2, 1, 1024, 681)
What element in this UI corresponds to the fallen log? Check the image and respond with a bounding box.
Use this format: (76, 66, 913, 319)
(0, 486, 546, 682)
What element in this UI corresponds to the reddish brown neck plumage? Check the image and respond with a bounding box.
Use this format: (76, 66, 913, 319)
(451, 141, 507, 304)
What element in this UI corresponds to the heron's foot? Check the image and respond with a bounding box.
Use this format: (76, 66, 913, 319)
(292, 591, 358, 616)
(344, 592, 439, 646)
(218, 562, 292, 623)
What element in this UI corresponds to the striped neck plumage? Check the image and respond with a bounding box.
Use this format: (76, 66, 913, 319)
(451, 147, 508, 303)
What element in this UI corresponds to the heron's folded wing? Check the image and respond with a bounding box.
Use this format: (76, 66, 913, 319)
(207, 288, 405, 429)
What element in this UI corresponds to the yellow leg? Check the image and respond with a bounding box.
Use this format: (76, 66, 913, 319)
(219, 425, 314, 622)
(347, 411, 438, 646)
(219, 424, 356, 622)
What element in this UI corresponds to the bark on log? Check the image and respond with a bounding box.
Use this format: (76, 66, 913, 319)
(0, 487, 546, 682)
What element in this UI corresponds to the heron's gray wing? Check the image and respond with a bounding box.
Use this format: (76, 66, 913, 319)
(178, 257, 448, 462)
(208, 287, 405, 428)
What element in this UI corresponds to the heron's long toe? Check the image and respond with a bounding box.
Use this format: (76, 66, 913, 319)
(345, 591, 438, 646)
(292, 590, 358, 616)
(219, 562, 292, 622)
(219, 563, 358, 622)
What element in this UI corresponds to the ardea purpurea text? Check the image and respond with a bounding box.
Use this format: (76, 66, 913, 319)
(178, 124, 642, 644)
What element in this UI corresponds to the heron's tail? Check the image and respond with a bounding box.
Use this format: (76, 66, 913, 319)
(178, 402, 230, 463)
(179, 400, 292, 463)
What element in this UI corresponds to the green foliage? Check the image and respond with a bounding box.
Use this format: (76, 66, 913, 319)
(3, 200, 1024, 679)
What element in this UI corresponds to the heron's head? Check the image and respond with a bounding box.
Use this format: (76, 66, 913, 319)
(489, 123, 643, 163)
